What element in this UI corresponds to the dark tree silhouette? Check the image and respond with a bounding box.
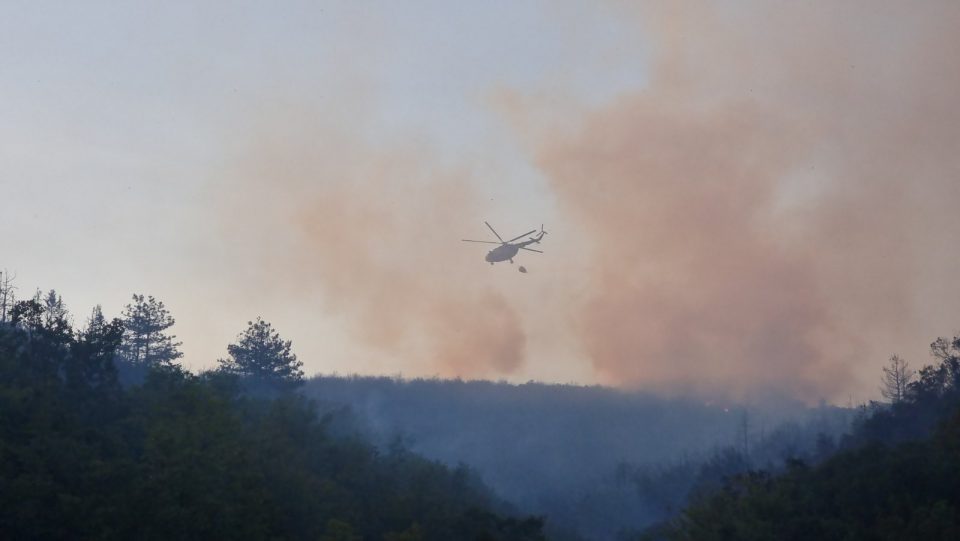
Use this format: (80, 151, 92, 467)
(0, 269, 16, 323)
(83, 305, 108, 335)
(219, 317, 304, 387)
(881, 354, 915, 404)
(656, 334, 960, 541)
(12, 292, 71, 341)
(0, 284, 544, 541)
(117, 293, 183, 367)
(40, 289, 69, 329)
(10, 298, 44, 331)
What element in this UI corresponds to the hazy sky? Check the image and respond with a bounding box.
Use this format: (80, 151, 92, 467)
(3, 1, 959, 403)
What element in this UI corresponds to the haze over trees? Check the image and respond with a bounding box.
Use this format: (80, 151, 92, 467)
(303, 375, 852, 540)
(0, 282, 545, 540)
(647, 335, 960, 540)
(3, 274, 960, 540)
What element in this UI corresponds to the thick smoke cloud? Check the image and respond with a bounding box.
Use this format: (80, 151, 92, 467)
(518, 1, 960, 399)
(218, 107, 525, 378)
(217, 1, 960, 401)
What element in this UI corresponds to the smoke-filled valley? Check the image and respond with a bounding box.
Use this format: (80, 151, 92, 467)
(305, 376, 853, 539)
(5, 1, 960, 539)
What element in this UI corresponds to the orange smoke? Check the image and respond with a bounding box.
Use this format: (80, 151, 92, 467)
(516, 1, 960, 399)
(217, 106, 526, 378)
(216, 1, 960, 401)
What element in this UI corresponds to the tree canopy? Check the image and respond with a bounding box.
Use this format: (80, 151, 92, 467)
(0, 288, 545, 540)
(655, 334, 960, 541)
(117, 293, 183, 368)
(219, 317, 304, 388)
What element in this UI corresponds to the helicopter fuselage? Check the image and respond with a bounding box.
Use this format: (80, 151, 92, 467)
(485, 244, 520, 263)
(484, 233, 545, 264)
(463, 222, 546, 265)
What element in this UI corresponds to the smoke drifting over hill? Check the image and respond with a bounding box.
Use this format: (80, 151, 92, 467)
(218, 112, 527, 378)
(218, 1, 960, 401)
(509, 1, 960, 398)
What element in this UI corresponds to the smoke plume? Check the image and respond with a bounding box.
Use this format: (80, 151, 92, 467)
(514, 1, 960, 398)
(217, 1, 960, 400)
(217, 106, 526, 378)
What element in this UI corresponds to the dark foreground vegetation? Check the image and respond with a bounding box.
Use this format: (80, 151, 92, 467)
(0, 289, 545, 540)
(646, 336, 960, 540)
(3, 279, 959, 540)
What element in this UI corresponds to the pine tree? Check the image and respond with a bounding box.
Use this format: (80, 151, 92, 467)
(12, 289, 72, 339)
(218, 318, 303, 387)
(83, 305, 108, 336)
(118, 294, 183, 367)
(71, 304, 125, 391)
(41, 289, 70, 330)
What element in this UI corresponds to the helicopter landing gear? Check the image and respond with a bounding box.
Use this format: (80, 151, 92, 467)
(509, 259, 514, 264)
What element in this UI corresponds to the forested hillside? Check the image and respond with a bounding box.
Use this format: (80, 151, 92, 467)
(6, 283, 953, 541)
(303, 375, 851, 539)
(651, 336, 960, 540)
(0, 290, 545, 540)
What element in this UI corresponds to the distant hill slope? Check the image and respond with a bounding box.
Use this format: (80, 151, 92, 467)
(655, 334, 960, 541)
(303, 376, 851, 539)
(0, 316, 545, 541)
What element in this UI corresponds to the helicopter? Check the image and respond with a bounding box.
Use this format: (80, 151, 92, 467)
(462, 222, 547, 265)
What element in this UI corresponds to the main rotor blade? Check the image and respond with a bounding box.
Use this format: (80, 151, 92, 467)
(521, 247, 543, 253)
(484, 221, 504, 242)
(462, 239, 500, 244)
(505, 230, 537, 243)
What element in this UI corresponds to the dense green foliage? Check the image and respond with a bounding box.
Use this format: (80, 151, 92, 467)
(656, 335, 960, 541)
(0, 299, 545, 540)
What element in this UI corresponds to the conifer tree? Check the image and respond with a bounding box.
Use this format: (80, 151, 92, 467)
(219, 318, 304, 387)
(12, 289, 72, 339)
(41, 289, 70, 330)
(118, 294, 183, 367)
(83, 305, 108, 336)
